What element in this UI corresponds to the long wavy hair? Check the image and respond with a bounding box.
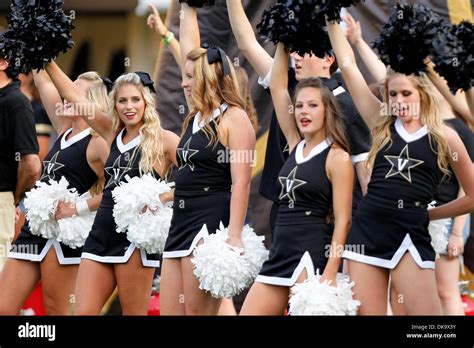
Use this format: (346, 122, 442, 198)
(367, 70, 451, 178)
(181, 48, 257, 146)
(109, 73, 165, 175)
(293, 78, 350, 154)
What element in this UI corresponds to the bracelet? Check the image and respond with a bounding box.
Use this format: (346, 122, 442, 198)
(75, 200, 90, 216)
(164, 31, 174, 47)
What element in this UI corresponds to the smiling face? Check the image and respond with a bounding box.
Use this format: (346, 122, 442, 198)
(294, 87, 326, 136)
(387, 75, 421, 121)
(181, 60, 195, 101)
(115, 83, 145, 128)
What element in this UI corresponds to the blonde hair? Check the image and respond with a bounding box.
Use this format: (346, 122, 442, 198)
(293, 78, 350, 154)
(77, 71, 109, 114)
(367, 70, 451, 178)
(181, 47, 255, 145)
(109, 72, 165, 175)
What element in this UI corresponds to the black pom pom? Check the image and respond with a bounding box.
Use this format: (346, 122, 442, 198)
(371, 3, 444, 76)
(431, 21, 474, 92)
(324, 0, 365, 23)
(179, 0, 215, 8)
(1, 0, 75, 75)
(257, 0, 330, 58)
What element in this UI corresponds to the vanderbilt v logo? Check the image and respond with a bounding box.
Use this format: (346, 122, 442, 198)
(47, 163, 54, 174)
(182, 151, 188, 162)
(113, 168, 121, 179)
(397, 159, 409, 171)
(286, 180, 294, 193)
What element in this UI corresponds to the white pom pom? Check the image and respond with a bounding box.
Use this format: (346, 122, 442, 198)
(192, 223, 269, 298)
(23, 177, 78, 239)
(56, 193, 96, 249)
(289, 273, 361, 316)
(427, 201, 450, 255)
(428, 218, 450, 254)
(112, 174, 173, 254)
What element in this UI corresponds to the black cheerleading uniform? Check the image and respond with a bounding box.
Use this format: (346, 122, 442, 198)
(10, 128, 98, 265)
(163, 104, 231, 258)
(259, 69, 371, 233)
(343, 119, 444, 270)
(81, 129, 160, 267)
(256, 139, 334, 286)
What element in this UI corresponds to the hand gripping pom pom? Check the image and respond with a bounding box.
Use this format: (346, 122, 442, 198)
(289, 273, 361, 315)
(191, 223, 269, 298)
(23, 177, 78, 240)
(112, 174, 173, 254)
(56, 193, 96, 249)
(1, 0, 75, 74)
(431, 21, 474, 93)
(372, 3, 444, 75)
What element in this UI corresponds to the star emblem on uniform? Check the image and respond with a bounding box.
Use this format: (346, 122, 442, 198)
(104, 156, 131, 189)
(177, 137, 199, 171)
(278, 166, 307, 202)
(41, 151, 65, 181)
(384, 145, 424, 183)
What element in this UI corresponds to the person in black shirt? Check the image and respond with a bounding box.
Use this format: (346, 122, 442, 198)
(0, 54, 41, 272)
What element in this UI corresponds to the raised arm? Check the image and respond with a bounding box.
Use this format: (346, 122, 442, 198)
(226, 0, 273, 78)
(44, 61, 114, 143)
(429, 126, 474, 220)
(326, 18, 382, 130)
(268, 43, 301, 151)
(33, 70, 71, 134)
(148, 4, 182, 69)
(343, 13, 387, 83)
(425, 59, 471, 121)
(179, 3, 200, 69)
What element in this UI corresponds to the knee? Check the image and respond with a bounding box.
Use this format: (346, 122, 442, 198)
(42, 290, 74, 315)
(437, 284, 459, 301)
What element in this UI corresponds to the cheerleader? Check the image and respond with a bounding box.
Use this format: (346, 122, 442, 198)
(239, 42, 353, 315)
(159, 3, 256, 315)
(0, 70, 109, 315)
(326, 18, 474, 315)
(44, 62, 179, 315)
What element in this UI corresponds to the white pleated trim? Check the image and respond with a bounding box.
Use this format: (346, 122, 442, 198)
(255, 251, 317, 287)
(60, 128, 91, 150)
(295, 139, 332, 164)
(8, 239, 81, 265)
(394, 118, 428, 143)
(162, 224, 209, 259)
(351, 152, 369, 164)
(342, 233, 435, 270)
(81, 242, 160, 268)
(116, 128, 142, 154)
(192, 103, 229, 134)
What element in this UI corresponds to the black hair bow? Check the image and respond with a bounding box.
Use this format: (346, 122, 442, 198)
(135, 71, 156, 93)
(102, 77, 114, 93)
(201, 42, 231, 76)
